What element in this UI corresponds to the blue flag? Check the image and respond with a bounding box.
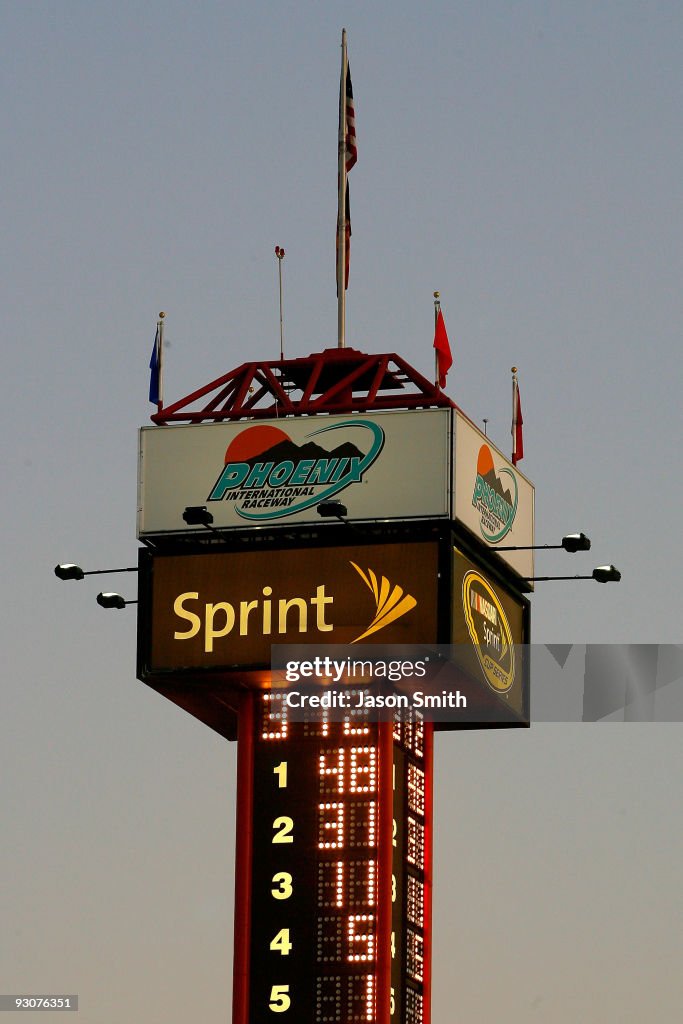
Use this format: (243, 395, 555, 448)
(149, 327, 160, 405)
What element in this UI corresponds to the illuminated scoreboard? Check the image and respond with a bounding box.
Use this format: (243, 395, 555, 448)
(135, 524, 529, 1024)
(126, 360, 535, 1024)
(232, 693, 433, 1024)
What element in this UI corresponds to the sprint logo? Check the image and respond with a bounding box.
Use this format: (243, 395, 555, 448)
(350, 564, 417, 643)
(171, 561, 418, 652)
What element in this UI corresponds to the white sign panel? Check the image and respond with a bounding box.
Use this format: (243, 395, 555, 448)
(138, 409, 451, 536)
(452, 411, 535, 582)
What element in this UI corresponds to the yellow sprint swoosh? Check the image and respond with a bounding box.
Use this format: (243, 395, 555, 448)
(350, 562, 417, 643)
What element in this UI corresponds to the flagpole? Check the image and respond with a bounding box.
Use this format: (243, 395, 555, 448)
(275, 246, 285, 360)
(157, 311, 165, 412)
(433, 291, 440, 386)
(337, 28, 348, 349)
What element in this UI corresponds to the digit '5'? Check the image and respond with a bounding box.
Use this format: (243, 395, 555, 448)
(269, 984, 290, 1012)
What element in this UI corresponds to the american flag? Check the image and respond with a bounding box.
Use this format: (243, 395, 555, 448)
(336, 183, 352, 296)
(343, 65, 357, 171)
(337, 59, 356, 295)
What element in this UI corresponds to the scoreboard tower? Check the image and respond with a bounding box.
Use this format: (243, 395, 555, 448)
(136, 347, 534, 1024)
(234, 701, 431, 1024)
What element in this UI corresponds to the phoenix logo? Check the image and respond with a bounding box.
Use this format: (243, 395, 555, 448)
(471, 444, 518, 543)
(350, 563, 417, 643)
(207, 419, 385, 521)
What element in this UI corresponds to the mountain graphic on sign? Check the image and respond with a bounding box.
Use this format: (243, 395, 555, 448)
(239, 438, 365, 469)
(479, 468, 513, 507)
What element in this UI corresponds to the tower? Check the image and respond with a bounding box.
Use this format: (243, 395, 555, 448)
(136, 345, 534, 1023)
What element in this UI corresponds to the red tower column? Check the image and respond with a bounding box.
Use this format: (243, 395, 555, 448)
(232, 693, 432, 1024)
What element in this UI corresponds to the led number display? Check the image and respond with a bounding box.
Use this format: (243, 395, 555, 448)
(390, 717, 429, 1024)
(236, 693, 432, 1024)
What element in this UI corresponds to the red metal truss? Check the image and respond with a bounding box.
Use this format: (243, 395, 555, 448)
(151, 347, 454, 423)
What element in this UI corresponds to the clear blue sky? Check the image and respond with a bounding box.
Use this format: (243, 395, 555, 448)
(3, 2, 682, 1020)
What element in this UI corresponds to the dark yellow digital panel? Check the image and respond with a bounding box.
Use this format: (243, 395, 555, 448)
(148, 542, 439, 672)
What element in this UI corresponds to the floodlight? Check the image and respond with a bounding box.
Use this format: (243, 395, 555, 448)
(561, 533, 591, 553)
(96, 592, 137, 609)
(55, 563, 137, 580)
(316, 501, 348, 520)
(55, 563, 85, 580)
(526, 565, 622, 583)
(495, 533, 591, 553)
(183, 506, 215, 527)
(592, 565, 621, 583)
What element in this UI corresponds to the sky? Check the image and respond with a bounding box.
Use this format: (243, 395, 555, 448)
(2, 1, 683, 1021)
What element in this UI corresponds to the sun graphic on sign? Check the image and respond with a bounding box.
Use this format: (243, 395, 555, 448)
(224, 425, 291, 463)
(476, 444, 495, 477)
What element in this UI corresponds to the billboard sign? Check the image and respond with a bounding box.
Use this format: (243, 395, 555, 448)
(452, 411, 535, 581)
(138, 409, 450, 536)
(144, 541, 439, 673)
(451, 547, 528, 718)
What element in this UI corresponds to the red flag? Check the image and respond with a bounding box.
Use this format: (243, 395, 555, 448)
(433, 309, 452, 388)
(512, 375, 524, 465)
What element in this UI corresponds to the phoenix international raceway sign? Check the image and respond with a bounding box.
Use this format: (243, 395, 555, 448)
(138, 407, 535, 584)
(452, 411, 535, 581)
(138, 409, 451, 536)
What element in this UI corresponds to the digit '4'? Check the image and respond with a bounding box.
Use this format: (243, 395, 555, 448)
(270, 928, 293, 955)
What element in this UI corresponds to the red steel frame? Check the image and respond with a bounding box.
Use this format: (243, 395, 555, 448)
(151, 347, 454, 424)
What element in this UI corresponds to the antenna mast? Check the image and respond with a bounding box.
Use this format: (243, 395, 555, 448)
(275, 246, 285, 360)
